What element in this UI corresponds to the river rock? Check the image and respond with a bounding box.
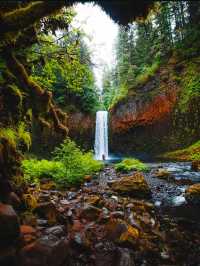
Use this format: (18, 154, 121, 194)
(8, 192, 21, 209)
(154, 169, 171, 179)
(80, 204, 101, 221)
(185, 183, 200, 204)
(34, 202, 59, 225)
(116, 248, 135, 266)
(111, 211, 125, 219)
(85, 195, 100, 206)
(40, 179, 56, 190)
(111, 172, 151, 199)
(191, 161, 200, 171)
(19, 234, 69, 266)
(106, 219, 139, 246)
(0, 203, 20, 246)
(44, 225, 65, 238)
(20, 225, 37, 245)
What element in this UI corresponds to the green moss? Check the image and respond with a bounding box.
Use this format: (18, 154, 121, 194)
(133, 61, 160, 89)
(7, 84, 23, 106)
(18, 122, 31, 150)
(115, 158, 149, 173)
(110, 60, 161, 109)
(178, 60, 200, 112)
(161, 140, 200, 161)
(0, 128, 17, 148)
(0, 123, 31, 150)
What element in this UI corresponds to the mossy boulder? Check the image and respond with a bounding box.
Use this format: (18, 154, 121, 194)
(111, 172, 151, 199)
(185, 183, 200, 205)
(154, 168, 171, 179)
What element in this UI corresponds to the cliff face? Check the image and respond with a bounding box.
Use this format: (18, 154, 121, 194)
(110, 57, 200, 155)
(31, 111, 95, 157)
(67, 112, 95, 150)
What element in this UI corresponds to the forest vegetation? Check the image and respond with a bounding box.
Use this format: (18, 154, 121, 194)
(0, 1, 200, 266)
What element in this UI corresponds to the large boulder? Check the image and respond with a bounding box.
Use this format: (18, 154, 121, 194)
(185, 183, 200, 205)
(111, 172, 151, 199)
(0, 203, 20, 246)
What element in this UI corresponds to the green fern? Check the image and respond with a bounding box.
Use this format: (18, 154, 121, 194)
(17, 122, 31, 150)
(0, 128, 17, 147)
(0, 122, 31, 150)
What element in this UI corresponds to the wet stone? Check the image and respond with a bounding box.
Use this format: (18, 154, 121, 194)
(0, 203, 20, 246)
(19, 234, 69, 266)
(44, 225, 65, 238)
(80, 204, 101, 221)
(111, 172, 151, 199)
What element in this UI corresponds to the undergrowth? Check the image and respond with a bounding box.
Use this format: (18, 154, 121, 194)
(22, 138, 103, 186)
(115, 158, 149, 173)
(161, 140, 200, 161)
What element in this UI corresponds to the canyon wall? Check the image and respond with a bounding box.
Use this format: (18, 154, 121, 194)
(110, 57, 200, 155)
(31, 111, 95, 157)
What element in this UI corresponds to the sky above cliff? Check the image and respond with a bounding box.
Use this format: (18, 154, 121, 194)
(72, 3, 119, 90)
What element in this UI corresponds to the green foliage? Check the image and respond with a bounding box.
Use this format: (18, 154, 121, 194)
(191, 153, 200, 161)
(102, 1, 200, 109)
(133, 60, 161, 88)
(22, 159, 64, 184)
(109, 85, 129, 109)
(53, 138, 103, 184)
(18, 122, 32, 150)
(178, 61, 200, 112)
(161, 140, 200, 161)
(22, 138, 103, 186)
(29, 27, 99, 113)
(0, 128, 17, 147)
(0, 123, 31, 150)
(7, 84, 23, 106)
(115, 158, 149, 173)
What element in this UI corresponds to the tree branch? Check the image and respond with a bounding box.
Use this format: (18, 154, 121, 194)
(0, 1, 65, 36)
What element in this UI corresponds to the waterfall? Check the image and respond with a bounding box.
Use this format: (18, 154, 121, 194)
(94, 111, 108, 160)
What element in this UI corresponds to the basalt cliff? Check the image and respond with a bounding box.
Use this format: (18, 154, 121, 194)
(110, 56, 200, 155)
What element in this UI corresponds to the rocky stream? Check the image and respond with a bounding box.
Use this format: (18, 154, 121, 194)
(1, 161, 200, 266)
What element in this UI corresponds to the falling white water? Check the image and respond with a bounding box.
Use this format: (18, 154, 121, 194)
(94, 111, 108, 160)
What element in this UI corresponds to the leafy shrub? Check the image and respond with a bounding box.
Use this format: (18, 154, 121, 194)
(22, 138, 103, 186)
(22, 159, 65, 184)
(53, 138, 103, 184)
(115, 158, 149, 173)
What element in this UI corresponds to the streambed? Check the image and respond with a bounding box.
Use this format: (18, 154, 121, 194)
(101, 161, 200, 219)
(15, 161, 200, 266)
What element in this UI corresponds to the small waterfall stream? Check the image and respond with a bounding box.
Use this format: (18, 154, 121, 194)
(94, 111, 108, 160)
